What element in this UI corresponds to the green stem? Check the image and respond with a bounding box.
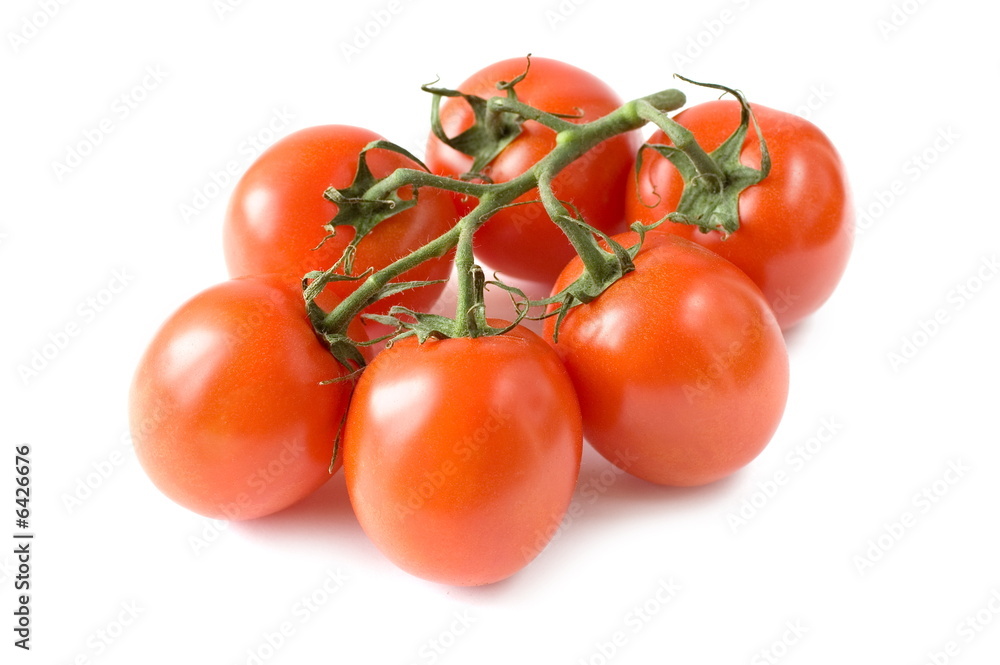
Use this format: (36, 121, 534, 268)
(636, 100, 725, 185)
(320, 88, 687, 336)
(486, 97, 578, 133)
(362, 168, 492, 201)
(537, 175, 614, 284)
(322, 224, 462, 333)
(452, 214, 479, 337)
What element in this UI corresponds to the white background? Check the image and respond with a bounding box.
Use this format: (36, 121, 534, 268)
(3, 0, 1000, 663)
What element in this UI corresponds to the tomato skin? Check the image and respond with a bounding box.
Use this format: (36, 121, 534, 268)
(224, 125, 456, 315)
(424, 57, 639, 285)
(544, 233, 788, 487)
(343, 324, 582, 586)
(626, 100, 853, 329)
(129, 274, 365, 520)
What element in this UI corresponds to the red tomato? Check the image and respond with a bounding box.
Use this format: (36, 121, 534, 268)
(545, 233, 788, 487)
(626, 100, 853, 329)
(424, 57, 639, 285)
(343, 323, 582, 586)
(224, 125, 457, 316)
(129, 274, 366, 520)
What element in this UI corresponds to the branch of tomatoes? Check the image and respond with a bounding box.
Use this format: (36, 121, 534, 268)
(132, 55, 855, 586)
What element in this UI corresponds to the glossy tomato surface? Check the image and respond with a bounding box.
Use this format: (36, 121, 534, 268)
(225, 125, 456, 315)
(344, 323, 582, 586)
(130, 274, 364, 520)
(627, 100, 852, 329)
(425, 57, 639, 285)
(545, 233, 789, 486)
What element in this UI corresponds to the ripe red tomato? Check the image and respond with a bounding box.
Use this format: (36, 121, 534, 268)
(129, 274, 366, 520)
(545, 233, 788, 487)
(424, 57, 639, 285)
(343, 323, 582, 586)
(224, 125, 457, 316)
(626, 100, 853, 329)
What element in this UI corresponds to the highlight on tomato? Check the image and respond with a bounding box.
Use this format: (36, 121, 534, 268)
(129, 274, 366, 520)
(424, 56, 640, 286)
(627, 99, 853, 330)
(545, 232, 789, 487)
(343, 323, 582, 586)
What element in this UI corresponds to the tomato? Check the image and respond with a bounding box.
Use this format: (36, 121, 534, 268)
(424, 57, 639, 285)
(224, 125, 457, 317)
(626, 100, 853, 329)
(343, 323, 582, 586)
(544, 233, 788, 487)
(129, 274, 366, 520)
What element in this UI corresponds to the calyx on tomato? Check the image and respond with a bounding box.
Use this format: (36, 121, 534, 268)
(422, 55, 579, 179)
(319, 139, 430, 275)
(637, 77, 770, 237)
(539, 221, 670, 342)
(422, 63, 528, 178)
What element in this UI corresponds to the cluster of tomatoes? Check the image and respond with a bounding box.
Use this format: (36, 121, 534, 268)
(129, 57, 852, 586)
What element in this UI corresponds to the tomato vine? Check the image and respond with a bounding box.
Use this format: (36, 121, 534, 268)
(310, 74, 699, 363)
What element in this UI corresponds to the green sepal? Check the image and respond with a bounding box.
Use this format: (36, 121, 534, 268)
(421, 58, 535, 177)
(321, 140, 427, 274)
(302, 267, 370, 305)
(551, 216, 636, 304)
(303, 272, 368, 373)
(363, 267, 529, 345)
(302, 269, 447, 370)
(365, 308, 459, 344)
(528, 216, 646, 343)
(641, 76, 771, 238)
